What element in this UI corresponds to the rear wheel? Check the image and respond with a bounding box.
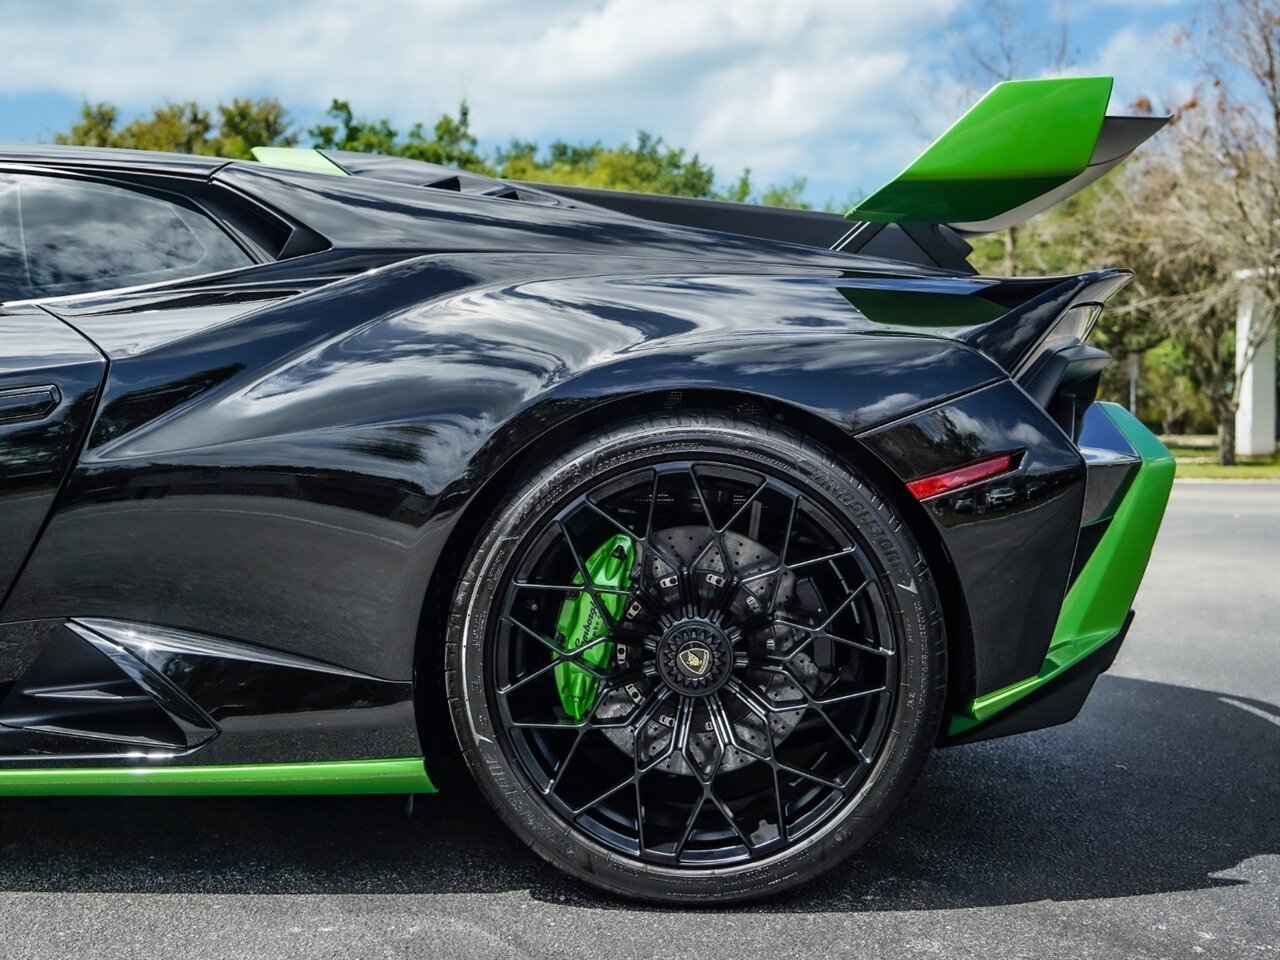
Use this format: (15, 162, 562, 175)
(446, 412, 944, 903)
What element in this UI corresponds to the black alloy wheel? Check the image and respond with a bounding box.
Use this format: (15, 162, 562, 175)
(447, 412, 945, 903)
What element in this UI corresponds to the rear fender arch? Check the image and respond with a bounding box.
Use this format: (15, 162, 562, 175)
(412, 384, 978, 756)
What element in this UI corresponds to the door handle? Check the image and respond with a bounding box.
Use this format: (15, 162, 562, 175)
(0, 385, 62, 424)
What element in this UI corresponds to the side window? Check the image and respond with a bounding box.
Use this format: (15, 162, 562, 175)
(0, 173, 253, 303)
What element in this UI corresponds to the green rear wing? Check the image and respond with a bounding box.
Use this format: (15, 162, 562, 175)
(847, 77, 1169, 235)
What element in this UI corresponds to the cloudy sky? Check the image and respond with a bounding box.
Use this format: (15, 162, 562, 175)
(0, 0, 1198, 204)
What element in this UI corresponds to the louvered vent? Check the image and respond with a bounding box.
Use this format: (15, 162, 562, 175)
(420, 172, 554, 205)
(423, 175, 462, 192)
(0, 626, 214, 751)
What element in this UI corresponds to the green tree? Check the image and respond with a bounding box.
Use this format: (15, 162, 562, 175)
(308, 100, 492, 173)
(308, 100, 399, 155)
(1139, 340, 1214, 435)
(496, 131, 715, 197)
(55, 97, 295, 157)
(53, 101, 119, 147)
(401, 102, 489, 171)
(116, 101, 214, 153)
(215, 98, 297, 159)
(759, 177, 809, 209)
(716, 168, 753, 204)
(56, 100, 212, 153)
(54, 97, 812, 205)
(1124, 0, 1279, 463)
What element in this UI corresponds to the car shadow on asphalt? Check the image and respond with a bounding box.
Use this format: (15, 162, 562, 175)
(0, 676, 1276, 913)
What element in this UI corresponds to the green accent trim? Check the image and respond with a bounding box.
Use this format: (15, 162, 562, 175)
(554, 533, 636, 719)
(848, 77, 1113, 224)
(0, 758, 433, 796)
(949, 403, 1174, 735)
(838, 287, 1007, 329)
(250, 147, 349, 176)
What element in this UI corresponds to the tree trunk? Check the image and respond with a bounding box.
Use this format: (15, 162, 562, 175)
(1127, 352, 1140, 413)
(1003, 226, 1017, 276)
(1219, 414, 1237, 466)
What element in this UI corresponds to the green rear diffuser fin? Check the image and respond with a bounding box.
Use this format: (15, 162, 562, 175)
(554, 533, 636, 719)
(250, 147, 349, 176)
(949, 403, 1175, 735)
(848, 76, 1113, 225)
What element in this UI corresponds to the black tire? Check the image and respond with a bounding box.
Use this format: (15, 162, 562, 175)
(445, 411, 945, 904)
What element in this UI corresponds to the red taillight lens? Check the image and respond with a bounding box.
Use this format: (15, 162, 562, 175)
(906, 452, 1017, 501)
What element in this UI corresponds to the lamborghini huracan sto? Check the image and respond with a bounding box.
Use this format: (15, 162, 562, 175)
(0, 78, 1174, 902)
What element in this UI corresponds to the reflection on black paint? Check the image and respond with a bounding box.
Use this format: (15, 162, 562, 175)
(91, 363, 245, 445)
(0, 312, 105, 598)
(861, 381, 1086, 695)
(6, 252, 1008, 684)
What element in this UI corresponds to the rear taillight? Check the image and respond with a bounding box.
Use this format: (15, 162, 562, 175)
(907, 452, 1018, 501)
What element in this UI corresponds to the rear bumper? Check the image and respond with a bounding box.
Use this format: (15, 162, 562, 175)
(944, 402, 1175, 741)
(945, 610, 1134, 745)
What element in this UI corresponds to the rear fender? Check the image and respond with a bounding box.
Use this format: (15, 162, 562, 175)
(2, 260, 1002, 684)
(858, 380, 1087, 697)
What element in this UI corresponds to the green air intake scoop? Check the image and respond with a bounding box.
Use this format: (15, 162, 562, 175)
(250, 147, 349, 176)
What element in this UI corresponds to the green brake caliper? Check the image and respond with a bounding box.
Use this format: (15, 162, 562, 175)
(553, 533, 636, 719)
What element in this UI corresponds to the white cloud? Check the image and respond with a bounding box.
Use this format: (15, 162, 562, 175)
(0, 0, 957, 192)
(0, 0, 1194, 200)
(1087, 23, 1196, 114)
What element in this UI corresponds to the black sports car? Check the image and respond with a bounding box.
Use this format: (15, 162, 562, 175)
(0, 77, 1174, 902)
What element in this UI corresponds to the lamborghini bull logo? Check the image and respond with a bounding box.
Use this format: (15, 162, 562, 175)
(677, 642, 712, 677)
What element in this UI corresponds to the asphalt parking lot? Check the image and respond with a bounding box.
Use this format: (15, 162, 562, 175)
(1, 481, 1276, 960)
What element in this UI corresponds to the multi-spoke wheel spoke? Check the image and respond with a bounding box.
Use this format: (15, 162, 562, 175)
(493, 459, 899, 867)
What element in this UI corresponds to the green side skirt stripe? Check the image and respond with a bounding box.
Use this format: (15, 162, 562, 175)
(0, 758, 434, 796)
(949, 403, 1175, 735)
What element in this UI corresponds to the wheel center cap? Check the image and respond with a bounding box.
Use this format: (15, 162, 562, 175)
(657, 620, 731, 696)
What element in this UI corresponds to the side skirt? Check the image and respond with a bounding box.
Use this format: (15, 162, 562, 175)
(0, 757, 434, 796)
(0, 618, 423, 767)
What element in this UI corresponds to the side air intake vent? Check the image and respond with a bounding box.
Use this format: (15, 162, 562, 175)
(313, 150, 567, 206)
(422, 174, 552, 205)
(0, 624, 216, 754)
(1020, 342, 1111, 442)
(424, 175, 463, 192)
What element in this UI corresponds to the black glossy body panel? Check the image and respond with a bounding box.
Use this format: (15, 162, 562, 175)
(0, 144, 226, 177)
(5, 255, 1004, 683)
(0, 618, 417, 766)
(0, 310, 105, 599)
(859, 381, 1087, 695)
(0, 145, 1117, 764)
(527, 182, 854, 250)
(213, 163, 936, 272)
